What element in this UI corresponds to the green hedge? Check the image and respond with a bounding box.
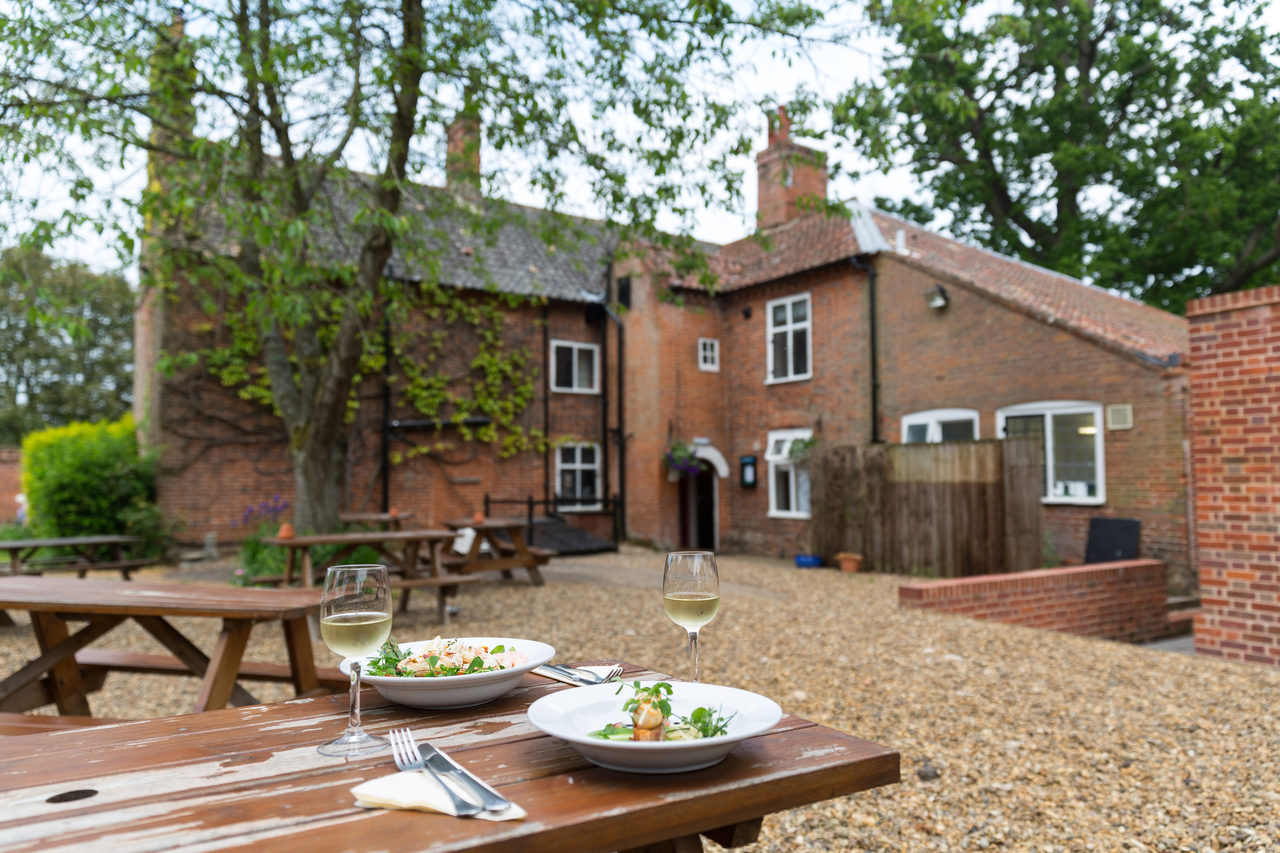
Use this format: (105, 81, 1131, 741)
(21, 415, 172, 557)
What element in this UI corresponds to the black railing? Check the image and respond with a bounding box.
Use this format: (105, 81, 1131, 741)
(483, 493, 622, 546)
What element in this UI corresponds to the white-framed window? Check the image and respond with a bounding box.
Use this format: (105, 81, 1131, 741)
(996, 401, 1105, 505)
(766, 293, 812, 384)
(556, 442, 601, 511)
(764, 428, 812, 519)
(902, 408, 980, 444)
(550, 339, 599, 394)
(698, 337, 720, 372)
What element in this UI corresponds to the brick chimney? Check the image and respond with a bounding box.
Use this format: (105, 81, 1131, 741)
(756, 107, 827, 230)
(445, 108, 481, 201)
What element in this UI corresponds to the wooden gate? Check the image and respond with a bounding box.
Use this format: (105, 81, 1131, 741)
(808, 439, 1042, 577)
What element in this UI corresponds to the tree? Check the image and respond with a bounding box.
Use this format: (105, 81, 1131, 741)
(832, 0, 1280, 313)
(0, 1, 819, 532)
(0, 247, 133, 445)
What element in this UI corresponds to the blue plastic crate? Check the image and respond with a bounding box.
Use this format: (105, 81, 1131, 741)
(794, 554, 822, 569)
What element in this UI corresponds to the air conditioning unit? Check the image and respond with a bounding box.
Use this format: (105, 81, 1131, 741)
(1106, 404, 1134, 431)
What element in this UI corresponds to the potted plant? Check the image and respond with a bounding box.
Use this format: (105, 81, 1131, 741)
(663, 441, 704, 480)
(836, 552, 864, 573)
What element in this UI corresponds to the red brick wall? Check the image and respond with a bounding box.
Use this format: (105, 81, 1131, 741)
(0, 447, 20, 523)
(898, 559, 1170, 642)
(148, 288, 616, 545)
(622, 251, 1191, 584)
(1187, 285, 1280, 666)
(877, 257, 1193, 591)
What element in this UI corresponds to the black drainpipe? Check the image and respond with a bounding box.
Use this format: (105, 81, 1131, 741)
(602, 303, 625, 538)
(542, 304, 551, 508)
(849, 255, 881, 443)
(380, 314, 392, 511)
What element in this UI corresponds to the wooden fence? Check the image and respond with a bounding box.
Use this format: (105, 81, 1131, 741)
(808, 439, 1042, 578)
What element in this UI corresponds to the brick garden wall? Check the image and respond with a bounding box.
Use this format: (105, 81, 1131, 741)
(1187, 286, 1280, 667)
(898, 559, 1170, 643)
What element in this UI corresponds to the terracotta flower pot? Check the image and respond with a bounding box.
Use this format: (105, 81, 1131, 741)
(277, 522, 295, 539)
(837, 553, 863, 573)
(472, 510, 485, 524)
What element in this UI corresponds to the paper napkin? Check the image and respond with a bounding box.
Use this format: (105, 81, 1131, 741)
(352, 770, 526, 821)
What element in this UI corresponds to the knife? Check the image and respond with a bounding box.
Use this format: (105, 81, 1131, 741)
(417, 743, 512, 813)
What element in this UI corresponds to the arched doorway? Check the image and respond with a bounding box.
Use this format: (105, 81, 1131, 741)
(676, 444, 729, 551)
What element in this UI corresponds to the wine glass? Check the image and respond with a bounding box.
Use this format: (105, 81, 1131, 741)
(662, 551, 720, 682)
(318, 564, 393, 757)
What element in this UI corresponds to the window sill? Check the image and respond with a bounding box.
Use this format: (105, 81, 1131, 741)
(1041, 497, 1106, 506)
(767, 510, 812, 520)
(557, 504, 604, 513)
(764, 374, 812, 386)
(549, 387, 602, 395)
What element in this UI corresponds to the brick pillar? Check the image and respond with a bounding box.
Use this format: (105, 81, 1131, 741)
(1187, 285, 1280, 667)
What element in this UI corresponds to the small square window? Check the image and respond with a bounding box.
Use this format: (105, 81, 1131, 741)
(555, 442, 603, 511)
(698, 338, 720, 372)
(550, 340, 600, 394)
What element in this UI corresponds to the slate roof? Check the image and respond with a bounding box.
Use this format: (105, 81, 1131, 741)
(196, 171, 619, 305)
(683, 206, 1187, 366)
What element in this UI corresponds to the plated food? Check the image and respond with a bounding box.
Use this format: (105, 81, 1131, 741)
(367, 636, 528, 678)
(344, 636, 554, 709)
(527, 680, 782, 773)
(590, 681, 735, 742)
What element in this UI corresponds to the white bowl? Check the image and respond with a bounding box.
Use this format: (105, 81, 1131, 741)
(342, 637, 555, 709)
(526, 681, 783, 774)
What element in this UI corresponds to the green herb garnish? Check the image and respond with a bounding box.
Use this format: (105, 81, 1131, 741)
(679, 705, 736, 738)
(365, 638, 409, 676)
(616, 680, 673, 717)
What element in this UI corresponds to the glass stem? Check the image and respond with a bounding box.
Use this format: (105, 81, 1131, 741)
(688, 630, 700, 682)
(346, 660, 364, 734)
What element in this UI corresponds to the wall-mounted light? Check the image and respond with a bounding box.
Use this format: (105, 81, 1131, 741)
(925, 284, 949, 310)
(742, 306, 752, 319)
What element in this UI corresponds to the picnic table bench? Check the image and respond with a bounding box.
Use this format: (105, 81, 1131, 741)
(256, 528, 479, 623)
(0, 535, 149, 627)
(442, 517, 551, 586)
(0, 576, 332, 716)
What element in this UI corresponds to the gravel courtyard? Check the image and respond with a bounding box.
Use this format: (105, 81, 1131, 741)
(3, 545, 1278, 852)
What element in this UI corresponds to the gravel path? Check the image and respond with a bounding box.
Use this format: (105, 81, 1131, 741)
(4, 545, 1279, 851)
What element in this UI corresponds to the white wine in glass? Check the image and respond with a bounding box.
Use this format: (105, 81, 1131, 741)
(318, 564, 392, 757)
(662, 551, 720, 682)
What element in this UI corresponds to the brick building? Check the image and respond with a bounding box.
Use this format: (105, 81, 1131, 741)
(1187, 286, 1280, 666)
(622, 110, 1195, 593)
(140, 110, 1196, 594)
(135, 136, 632, 548)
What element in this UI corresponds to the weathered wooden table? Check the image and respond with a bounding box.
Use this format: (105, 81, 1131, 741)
(0, 661, 899, 852)
(442, 517, 550, 586)
(0, 576, 333, 716)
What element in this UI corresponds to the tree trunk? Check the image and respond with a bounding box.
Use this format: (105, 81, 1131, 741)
(289, 430, 347, 535)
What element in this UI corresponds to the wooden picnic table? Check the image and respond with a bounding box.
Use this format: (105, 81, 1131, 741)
(0, 660, 899, 852)
(0, 534, 147, 627)
(340, 510, 413, 530)
(0, 576, 338, 717)
(258, 528, 478, 622)
(0, 535, 146, 578)
(442, 517, 550, 586)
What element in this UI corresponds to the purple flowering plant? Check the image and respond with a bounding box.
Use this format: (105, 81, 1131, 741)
(663, 441, 704, 475)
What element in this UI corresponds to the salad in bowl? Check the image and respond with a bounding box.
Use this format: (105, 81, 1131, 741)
(345, 635, 554, 709)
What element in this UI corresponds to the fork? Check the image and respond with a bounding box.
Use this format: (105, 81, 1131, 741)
(387, 728, 482, 817)
(535, 663, 624, 685)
